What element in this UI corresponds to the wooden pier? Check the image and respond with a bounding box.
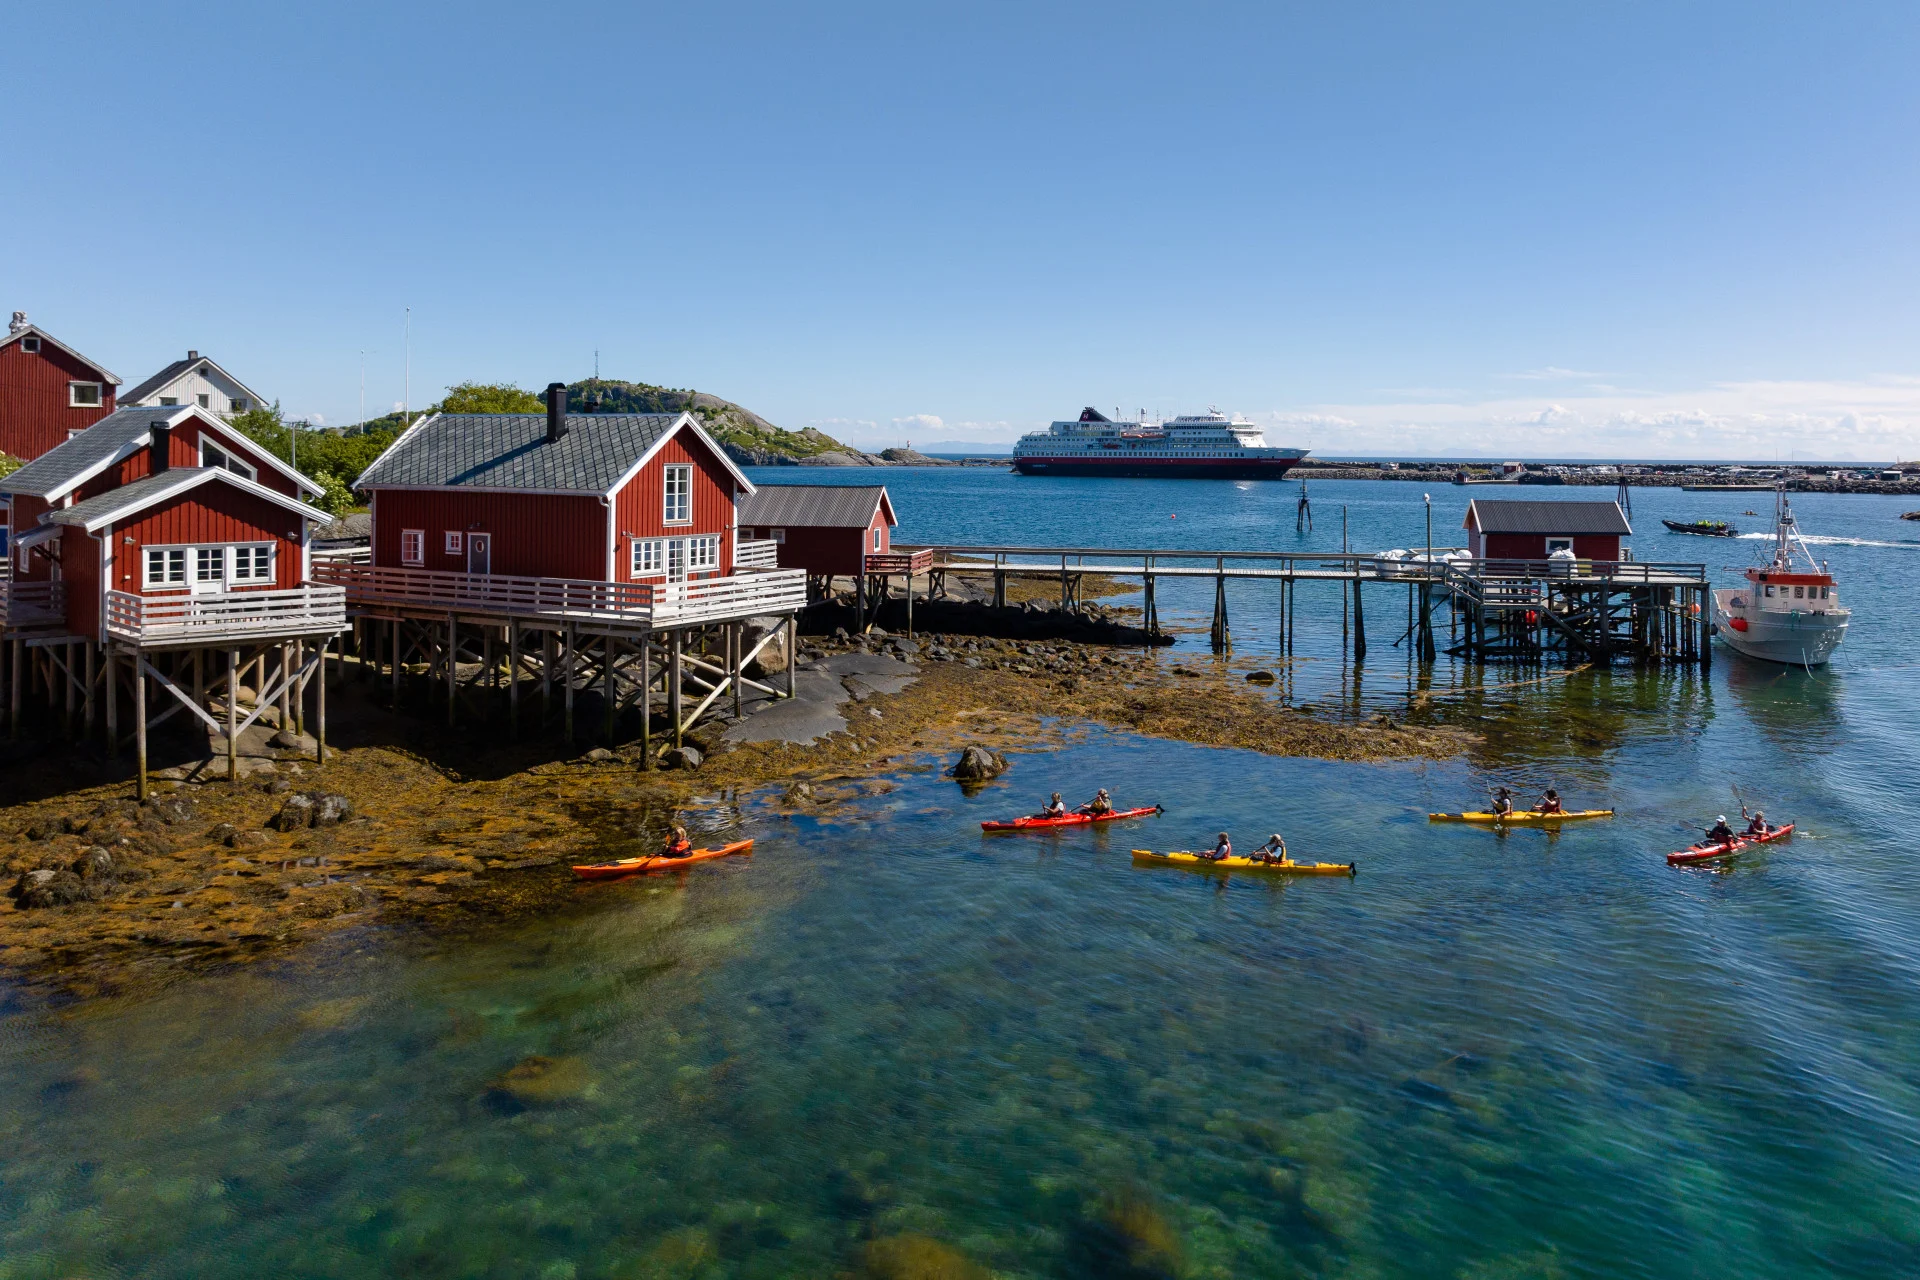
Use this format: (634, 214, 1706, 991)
(850, 545, 1712, 666)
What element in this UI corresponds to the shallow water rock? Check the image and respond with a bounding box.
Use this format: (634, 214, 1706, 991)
(312, 793, 353, 826)
(230, 830, 271, 851)
(864, 1235, 991, 1280)
(950, 746, 1008, 783)
(270, 728, 318, 752)
(14, 868, 88, 909)
(1245, 670, 1277, 683)
(71, 847, 114, 882)
(1065, 1188, 1182, 1280)
(485, 1055, 593, 1107)
(663, 746, 704, 770)
(269, 794, 316, 831)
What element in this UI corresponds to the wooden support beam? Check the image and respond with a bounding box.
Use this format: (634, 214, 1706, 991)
(316, 635, 328, 766)
(446, 617, 458, 726)
(668, 628, 683, 748)
(1352, 577, 1367, 660)
(564, 622, 576, 743)
(134, 656, 149, 802)
(508, 621, 520, 736)
(639, 632, 652, 766)
(226, 648, 240, 783)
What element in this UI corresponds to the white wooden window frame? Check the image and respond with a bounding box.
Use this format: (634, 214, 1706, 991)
(631, 537, 665, 577)
(20, 337, 40, 354)
(196, 393, 211, 409)
(401, 529, 425, 566)
(199, 438, 258, 480)
(687, 534, 719, 573)
(445, 531, 463, 554)
(1545, 537, 1574, 553)
(69, 382, 102, 408)
(231, 397, 250, 413)
(143, 546, 188, 589)
(663, 464, 692, 525)
(770, 527, 786, 543)
(231, 543, 275, 583)
(871, 526, 883, 551)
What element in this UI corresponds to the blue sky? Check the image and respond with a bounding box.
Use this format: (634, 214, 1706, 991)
(9, 2, 1920, 458)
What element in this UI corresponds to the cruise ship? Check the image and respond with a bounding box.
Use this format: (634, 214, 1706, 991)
(1010, 408, 1310, 479)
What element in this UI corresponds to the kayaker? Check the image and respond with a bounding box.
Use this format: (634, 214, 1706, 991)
(1040, 793, 1067, 819)
(1207, 832, 1233, 862)
(1706, 815, 1736, 845)
(1490, 787, 1514, 817)
(1253, 833, 1287, 864)
(1743, 808, 1770, 837)
(662, 825, 692, 858)
(1080, 788, 1114, 816)
(1534, 789, 1565, 815)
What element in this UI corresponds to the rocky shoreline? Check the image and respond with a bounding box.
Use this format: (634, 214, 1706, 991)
(0, 628, 1472, 1002)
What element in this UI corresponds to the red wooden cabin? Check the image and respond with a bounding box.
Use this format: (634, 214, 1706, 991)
(354, 392, 755, 586)
(2, 404, 332, 643)
(736, 484, 896, 578)
(0, 313, 121, 464)
(1464, 498, 1630, 561)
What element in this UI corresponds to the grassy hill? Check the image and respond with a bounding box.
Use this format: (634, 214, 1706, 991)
(566, 379, 856, 464)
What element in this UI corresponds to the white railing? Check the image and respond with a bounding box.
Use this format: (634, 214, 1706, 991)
(735, 538, 780, 569)
(104, 586, 348, 643)
(0, 581, 67, 633)
(312, 562, 807, 627)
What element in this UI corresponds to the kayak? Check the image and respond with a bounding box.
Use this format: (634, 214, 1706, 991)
(572, 839, 755, 880)
(1131, 849, 1355, 876)
(982, 805, 1162, 832)
(1429, 810, 1614, 824)
(1666, 823, 1794, 866)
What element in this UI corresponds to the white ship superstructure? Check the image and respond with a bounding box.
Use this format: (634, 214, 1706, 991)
(1011, 407, 1309, 479)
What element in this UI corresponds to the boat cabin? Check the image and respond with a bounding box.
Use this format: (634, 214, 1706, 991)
(735, 483, 895, 578)
(1464, 499, 1630, 561)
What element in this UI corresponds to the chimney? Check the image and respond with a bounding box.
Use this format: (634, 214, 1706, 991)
(187, 349, 199, 361)
(149, 421, 172, 474)
(545, 382, 568, 443)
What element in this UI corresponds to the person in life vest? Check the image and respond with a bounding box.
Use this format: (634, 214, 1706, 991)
(1206, 832, 1233, 862)
(1490, 787, 1514, 817)
(1743, 808, 1771, 837)
(1705, 815, 1736, 845)
(1040, 793, 1067, 819)
(1252, 833, 1288, 865)
(661, 825, 692, 858)
(1080, 788, 1114, 816)
(1534, 788, 1565, 815)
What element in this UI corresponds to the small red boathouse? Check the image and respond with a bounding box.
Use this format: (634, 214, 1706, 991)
(736, 483, 896, 579)
(1464, 498, 1631, 561)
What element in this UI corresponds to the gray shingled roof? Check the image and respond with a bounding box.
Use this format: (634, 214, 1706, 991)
(3, 406, 191, 500)
(46, 467, 321, 531)
(737, 484, 891, 528)
(1467, 499, 1632, 536)
(356, 412, 712, 493)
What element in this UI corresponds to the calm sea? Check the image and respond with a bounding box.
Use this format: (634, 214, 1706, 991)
(1, 472, 1916, 1279)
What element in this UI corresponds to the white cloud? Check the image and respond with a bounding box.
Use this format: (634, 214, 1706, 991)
(1501, 366, 1610, 381)
(304, 412, 326, 426)
(391, 400, 405, 412)
(1266, 376, 1920, 459)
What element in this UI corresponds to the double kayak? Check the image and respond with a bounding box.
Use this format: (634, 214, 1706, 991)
(1429, 809, 1614, 824)
(1666, 823, 1794, 866)
(572, 838, 755, 880)
(1132, 849, 1355, 876)
(982, 805, 1162, 832)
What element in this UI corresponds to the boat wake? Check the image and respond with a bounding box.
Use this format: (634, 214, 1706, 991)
(1734, 532, 1920, 550)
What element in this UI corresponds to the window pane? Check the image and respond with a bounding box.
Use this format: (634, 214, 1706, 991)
(195, 548, 225, 582)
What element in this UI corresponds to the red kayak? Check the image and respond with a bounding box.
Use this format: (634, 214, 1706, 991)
(982, 805, 1162, 832)
(572, 839, 755, 880)
(1666, 823, 1794, 866)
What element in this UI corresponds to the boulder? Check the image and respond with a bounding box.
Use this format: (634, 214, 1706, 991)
(268, 793, 317, 831)
(230, 830, 272, 851)
(662, 745, 704, 771)
(950, 745, 1009, 782)
(270, 729, 318, 752)
(13, 868, 88, 909)
(1244, 670, 1277, 684)
(207, 823, 237, 844)
(71, 847, 114, 882)
(743, 616, 792, 679)
(145, 796, 197, 825)
(312, 793, 353, 827)
(584, 747, 615, 763)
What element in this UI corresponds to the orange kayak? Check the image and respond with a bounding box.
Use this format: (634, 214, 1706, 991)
(572, 838, 755, 880)
(1666, 824, 1793, 866)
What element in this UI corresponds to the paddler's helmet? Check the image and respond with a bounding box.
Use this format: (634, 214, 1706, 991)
(1097, 788, 1109, 797)
(1717, 815, 1728, 823)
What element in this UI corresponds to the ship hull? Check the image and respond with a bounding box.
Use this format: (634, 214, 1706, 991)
(1011, 456, 1305, 480)
(1711, 589, 1848, 666)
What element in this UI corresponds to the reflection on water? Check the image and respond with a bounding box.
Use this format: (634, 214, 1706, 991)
(1723, 661, 1847, 754)
(3, 725, 1920, 1278)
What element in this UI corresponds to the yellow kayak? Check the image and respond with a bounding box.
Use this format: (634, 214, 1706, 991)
(1131, 849, 1356, 876)
(1428, 809, 1613, 824)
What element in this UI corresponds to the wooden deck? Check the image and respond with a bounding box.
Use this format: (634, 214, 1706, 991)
(0, 581, 69, 637)
(104, 586, 349, 648)
(313, 562, 808, 632)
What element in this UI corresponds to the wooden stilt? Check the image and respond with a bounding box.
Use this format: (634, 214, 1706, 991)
(564, 622, 576, 743)
(785, 615, 797, 698)
(316, 636, 327, 766)
(446, 617, 458, 726)
(542, 630, 554, 722)
(83, 641, 96, 737)
(390, 618, 401, 706)
(639, 632, 652, 767)
(134, 654, 149, 801)
(226, 648, 240, 782)
(104, 647, 118, 756)
(508, 621, 520, 736)
(64, 640, 75, 737)
(669, 628, 683, 747)
(7, 638, 17, 740)
(1352, 578, 1367, 660)
(603, 635, 616, 744)
(731, 622, 742, 718)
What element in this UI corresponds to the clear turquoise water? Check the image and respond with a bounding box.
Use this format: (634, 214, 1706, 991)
(2, 475, 1917, 1278)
